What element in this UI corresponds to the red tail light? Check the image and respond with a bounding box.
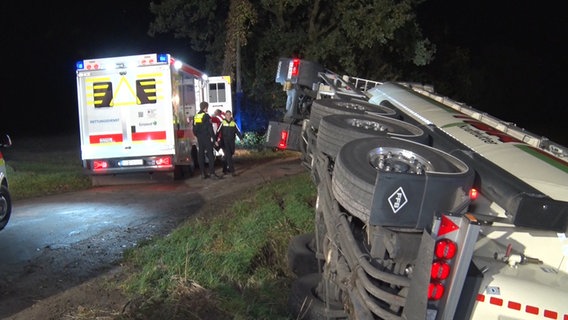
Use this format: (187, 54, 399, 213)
(428, 282, 445, 300)
(155, 156, 172, 166)
(431, 261, 451, 280)
(291, 58, 300, 77)
(278, 130, 289, 149)
(93, 160, 108, 170)
(434, 239, 457, 259)
(469, 188, 478, 200)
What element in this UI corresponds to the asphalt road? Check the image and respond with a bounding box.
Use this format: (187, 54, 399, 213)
(0, 155, 304, 318)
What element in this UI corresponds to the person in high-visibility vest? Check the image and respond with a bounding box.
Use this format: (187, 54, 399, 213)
(216, 110, 243, 176)
(193, 102, 222, 179)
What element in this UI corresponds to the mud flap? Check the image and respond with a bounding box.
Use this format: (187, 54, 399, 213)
(402, 230, 434, 320)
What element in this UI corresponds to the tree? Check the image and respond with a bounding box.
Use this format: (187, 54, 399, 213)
(148, 0, 435, 108)
(148, 0, 229, 73)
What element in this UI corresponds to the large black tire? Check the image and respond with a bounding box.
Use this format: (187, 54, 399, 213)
(310, 98, 398, 130)
(0, 185, 12, 231)
(331, 137, 470, 222)
(288, 273, 347, 320)
(317, 114, 429, 159)
(288, 233, 322, 277)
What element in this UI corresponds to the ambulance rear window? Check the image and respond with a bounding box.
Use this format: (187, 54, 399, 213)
(209, 82, 226, 103)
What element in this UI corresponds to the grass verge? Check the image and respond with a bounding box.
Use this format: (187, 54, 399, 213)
(119, 172, 316, 319)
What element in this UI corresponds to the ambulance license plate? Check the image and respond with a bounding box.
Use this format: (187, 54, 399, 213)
(120, 159, 143, 166)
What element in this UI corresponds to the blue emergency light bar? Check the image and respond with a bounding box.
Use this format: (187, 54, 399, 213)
(157, 53, 168, 63)
(76, 60, 84, 70)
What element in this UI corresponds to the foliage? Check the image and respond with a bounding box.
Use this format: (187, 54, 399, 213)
(147, 0, 435, 108)
(121, 173, 316, 319)
(237, 131, 268, 150)
(149, 0, 230, 73)
(222, 0, 258, 77)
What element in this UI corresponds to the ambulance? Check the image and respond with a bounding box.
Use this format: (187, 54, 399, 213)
(75, 53, 232, 180)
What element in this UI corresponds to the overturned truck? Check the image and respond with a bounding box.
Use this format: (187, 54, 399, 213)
(266, 58, 568, 319)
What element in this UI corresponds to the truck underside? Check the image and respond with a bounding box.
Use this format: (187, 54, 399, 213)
(271, 58, 568, 319)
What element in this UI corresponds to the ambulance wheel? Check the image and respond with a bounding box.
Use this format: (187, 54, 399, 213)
(191, 145, 199, 169)
(310, 98, 397, 131)
(331, 137, 468, 222)
(317, 114, 429, 159)
(173, 164, 194, 180)
(288, 273, 347, 320)
(0, 185, 12, 231)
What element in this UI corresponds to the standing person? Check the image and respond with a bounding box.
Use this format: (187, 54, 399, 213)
(211, 109, 224, 136)
(193, 102, 221, 179)
(216, 110, 243, 176)
(211, 109, 225, 158)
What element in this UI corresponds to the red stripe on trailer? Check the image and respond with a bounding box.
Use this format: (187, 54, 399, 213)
(545, 310, 559, 319)
(526, 305, 539, 315)
(507, 301, 521, 310)
(477, 294, 565, 319)
(89, 133, 123, 144)
(132, 131, 166, 141)
(490, 297, 503, 306)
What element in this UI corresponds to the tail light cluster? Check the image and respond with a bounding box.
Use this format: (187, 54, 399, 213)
(428, 215, 460, 301)
(91, 155, 172, 171)
(93, 160, 109, 170)
(429, 238, 457, 300)
(155, 156, 171, 167)
(278, 130, 289, 149)
(290, 58, 300, 77)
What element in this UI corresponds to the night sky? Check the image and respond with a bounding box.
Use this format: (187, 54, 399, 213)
(1, 1, 566, 145)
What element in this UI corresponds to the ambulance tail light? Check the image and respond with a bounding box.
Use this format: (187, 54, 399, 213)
(278, 130, 289, 149)
(93, 160, 108, 171)
(155, 156, 172, 167)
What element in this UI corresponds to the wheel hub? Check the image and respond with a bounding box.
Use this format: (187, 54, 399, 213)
(348, 118, 389, 132)
(369, 147, 432, 174)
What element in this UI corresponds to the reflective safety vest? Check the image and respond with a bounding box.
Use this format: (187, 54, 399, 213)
(221, 119, 237, 128)
(194, 112, 206, 125)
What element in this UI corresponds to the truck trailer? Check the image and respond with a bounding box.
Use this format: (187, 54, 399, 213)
(268, 58, 568, 319)
(75, 53, 232, 180)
